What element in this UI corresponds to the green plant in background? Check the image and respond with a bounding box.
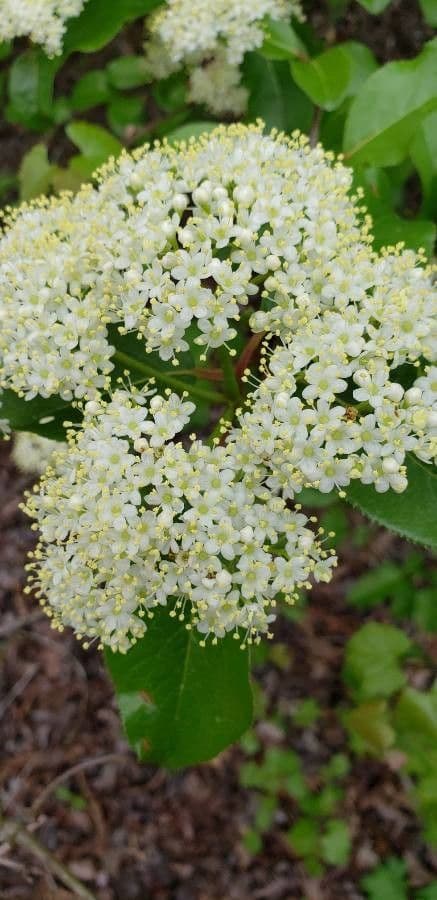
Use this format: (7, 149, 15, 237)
(347, 554, 437, 632)
(240, 742, 351, 874)
(343, 622, 437, 844)
(361, 857, 437, 900)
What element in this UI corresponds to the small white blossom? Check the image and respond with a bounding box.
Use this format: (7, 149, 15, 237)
(24, 387, 335, 652)
(144, 0, 304, 114)
(0, 0, 87, 55)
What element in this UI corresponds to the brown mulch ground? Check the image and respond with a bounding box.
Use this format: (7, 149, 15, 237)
(1, 437, 437, 900)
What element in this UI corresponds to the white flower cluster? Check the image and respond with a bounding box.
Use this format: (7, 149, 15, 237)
(0, 125, 369, 404)
(24, 387, 335, 652)
(233, 249, 437, 495)
(12, 431, 61, 475)
(144, 0, 303, 114)
(0, 0, 87, 56)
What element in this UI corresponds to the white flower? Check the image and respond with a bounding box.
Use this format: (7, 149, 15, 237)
(144, 0, 303, 114)
(0, 0, 87, 55)
(12, 431, 62, 474)
(1, 125, 377, 403)
(24, 386, 336, 652)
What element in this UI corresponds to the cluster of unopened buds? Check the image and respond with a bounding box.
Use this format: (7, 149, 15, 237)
(0, 124, 435, 652)
(144, 0, 304, 114)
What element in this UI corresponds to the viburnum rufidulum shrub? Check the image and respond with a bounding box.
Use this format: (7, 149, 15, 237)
(143, 0, 304, 114)
(0, 0, 87, 56)
(1, 124, 436, 763)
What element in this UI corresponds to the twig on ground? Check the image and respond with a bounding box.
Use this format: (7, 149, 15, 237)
(31, 753, 127, 816)
(0, 811, 96, 900)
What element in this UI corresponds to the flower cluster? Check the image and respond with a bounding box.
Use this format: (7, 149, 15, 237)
(24, 387, 335, 652)
(144, 0, 303, 114)
(0, 0, 87, 55)
(233, 248, 437, 495)
(12, 432, 62, 475)
(0, 125, 366, 404)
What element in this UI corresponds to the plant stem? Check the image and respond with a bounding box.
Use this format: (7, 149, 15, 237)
(218, 347, 240, 404)
(113, 350, 226, 404)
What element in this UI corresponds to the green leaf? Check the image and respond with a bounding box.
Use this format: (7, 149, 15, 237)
(291, 45, 352, 111)
(0, 41, 12, 62)
(343, 622, 412, 702)
(410, 111, 437, 219)
(0, 389, 78, 441)
(371, 214, 436, 259)
(356, 0, 391, 11)
(66, 121, 122, 165)
(63, 0, 161, 53)
(6, 50, 58, 130)
(18, 144, 58, 201)
(261, 17, 308, 61)
(107, 95, 145, 135)
(288, 818, 320, 857)
(361, 858, 408, 900)
(344, 700, 396, 755)
(166, 121, 217, 144)
(255, 795, 278, 832)
(243, 54, 313, 132)
(242, 828, 263, 854)
(394, 687, 437, 766)
(106, 606, 252, 768)
(346, 456, 437, 551)
(347, 562, 405, 610)
(320, 819, 351, 867)
(293, 698, 321, 727)
(344, 39, 437, 165)
(70, 70, 110, 112)
(107, 56, 151, 90)
(419, 0, 437, 26)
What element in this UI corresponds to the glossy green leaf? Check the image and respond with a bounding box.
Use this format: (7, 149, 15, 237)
(343, 622, 412, 702)
(6, 50, 58, 130)
(106, 607, 252, 768)
(244, 54, 313, 132)
(410, 111, 437, 219)
(63, 0, 161, 53)
(344, 38, 437, 165)
(70, 70, 110, 112)
(66, 121, 122, 164)
(261, 17, 308, 61)
(372, 214, 436, 258)
(419, 0, 437, 26)
(107, 56, 151, 90)
(291, 45, 351, 111)
(0, 389, 78, 440)
(18, 144, 58, 201)
(346, 456, 437, 551)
